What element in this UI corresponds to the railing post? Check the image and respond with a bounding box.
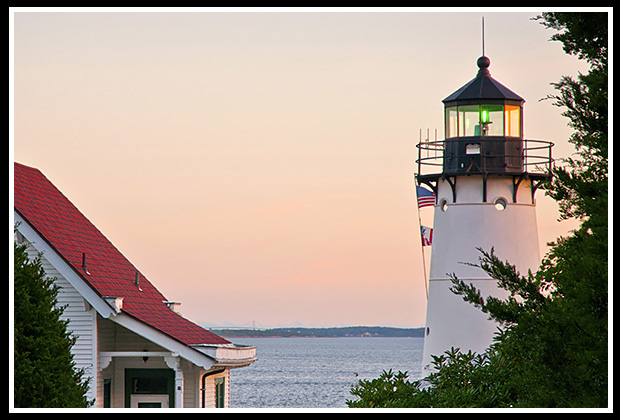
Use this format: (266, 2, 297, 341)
(548, 142, 553, 172)
(417, 142, 421, 177)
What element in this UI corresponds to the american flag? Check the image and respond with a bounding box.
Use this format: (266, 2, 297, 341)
(420, 225, 433, 246)
(416, 186, 435, 208)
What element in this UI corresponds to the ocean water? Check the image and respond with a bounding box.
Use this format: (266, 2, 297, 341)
(228, 336, 424, 409)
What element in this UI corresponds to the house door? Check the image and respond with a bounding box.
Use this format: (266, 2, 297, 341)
(125, 369, 174, 408)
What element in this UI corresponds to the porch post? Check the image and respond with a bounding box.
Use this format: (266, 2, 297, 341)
(164, 354, 183, 408)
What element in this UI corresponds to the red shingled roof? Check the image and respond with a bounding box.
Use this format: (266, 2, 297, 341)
(13, 162, 230, 347)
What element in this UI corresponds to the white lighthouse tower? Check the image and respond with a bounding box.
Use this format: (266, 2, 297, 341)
(416, 55, 553, 371)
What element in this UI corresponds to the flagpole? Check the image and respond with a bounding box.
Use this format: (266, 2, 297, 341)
(415, 178, 430, 300)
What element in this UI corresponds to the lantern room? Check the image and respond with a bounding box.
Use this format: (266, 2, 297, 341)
(440, 55, 527, 175)
(443, 56, 524, 140)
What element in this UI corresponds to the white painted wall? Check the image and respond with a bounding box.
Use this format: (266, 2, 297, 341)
(422, 175, 542, 370)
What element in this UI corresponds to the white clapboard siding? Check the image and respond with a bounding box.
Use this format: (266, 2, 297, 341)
(182, 360, 197, 408)
(203, 370, 230, 408)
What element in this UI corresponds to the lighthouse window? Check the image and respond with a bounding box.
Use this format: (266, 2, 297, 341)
(494, 197, 507, 211)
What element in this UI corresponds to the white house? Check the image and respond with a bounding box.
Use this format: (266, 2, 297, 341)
(13, 162, 256, 408)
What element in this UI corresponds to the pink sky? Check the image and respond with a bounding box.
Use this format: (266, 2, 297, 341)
(11, 9, 589, 328)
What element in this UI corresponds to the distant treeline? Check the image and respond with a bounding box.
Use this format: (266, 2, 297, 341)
(210, 326, 425, 338)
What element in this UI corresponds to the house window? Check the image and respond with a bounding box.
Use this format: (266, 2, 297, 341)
(215, 377, 225, 408)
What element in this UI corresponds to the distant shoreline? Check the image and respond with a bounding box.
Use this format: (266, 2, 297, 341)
(208, 326, 425, 338)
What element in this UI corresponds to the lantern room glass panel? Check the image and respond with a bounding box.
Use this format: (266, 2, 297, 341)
(480, 104, 504, 136)
(505, 105, 521, 137)
(445, 106, 458, 138)
(459, 105, 479, 137)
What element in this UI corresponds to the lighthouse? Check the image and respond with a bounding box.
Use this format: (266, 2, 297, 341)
(416, 55, 553, 371)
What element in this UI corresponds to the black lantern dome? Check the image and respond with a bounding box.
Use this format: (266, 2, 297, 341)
(443, 55, 524, 104)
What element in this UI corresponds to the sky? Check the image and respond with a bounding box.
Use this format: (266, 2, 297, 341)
(11, 8, 595, 328)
